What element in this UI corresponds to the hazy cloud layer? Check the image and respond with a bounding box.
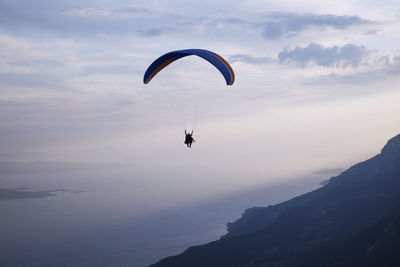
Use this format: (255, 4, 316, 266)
(278, 43, 371, 68)
(0, 0, 399, 185)
(65, 10, 374, 39)
(0, 0, 375, 40)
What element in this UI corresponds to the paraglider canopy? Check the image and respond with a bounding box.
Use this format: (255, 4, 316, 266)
(143, 49, 235, 85)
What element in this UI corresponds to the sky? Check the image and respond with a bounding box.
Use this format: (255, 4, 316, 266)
(1, 0, 400, 196)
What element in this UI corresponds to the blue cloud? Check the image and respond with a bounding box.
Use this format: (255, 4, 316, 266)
(229, 54, 272, 64)
(258, 13, 372, 39)
(278, 43, 370, 68)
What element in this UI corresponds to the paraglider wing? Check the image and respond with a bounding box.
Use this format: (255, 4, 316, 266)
(143, 49, 235, 85)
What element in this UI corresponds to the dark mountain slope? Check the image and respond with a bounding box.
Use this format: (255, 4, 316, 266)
(225, 134, 400, 239)
(151, 134, 400, 267)
(280, 202, 400, 267)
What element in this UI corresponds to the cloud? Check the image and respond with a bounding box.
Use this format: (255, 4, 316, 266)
(258, 13, 373, 39)
(229, 54, 273, 64)
(309, 58, 400, 85)
(66, 7, 155, 17)
(363, 29, 380, 35)
(139, 28, 165, 36)
(299, 54, 400, 91)
(277, 43, 400, 86)
(386, 56, 400, 75)
(0, 72, 67, 90)
(278, 43, 371, 68)
(229, 42, 377, 69)
(63, 6, 207, 37)
(0, 0, 375, 40)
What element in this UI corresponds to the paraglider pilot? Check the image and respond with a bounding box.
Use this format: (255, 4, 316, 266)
(184, 130, 195, 148)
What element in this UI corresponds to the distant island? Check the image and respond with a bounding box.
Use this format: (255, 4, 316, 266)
(151, 134, 400, 267)
(0, 188, 84, 201)
(0, 161, 122, 175)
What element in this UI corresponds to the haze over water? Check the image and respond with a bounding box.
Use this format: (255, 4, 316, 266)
(1, 164, 329, 266)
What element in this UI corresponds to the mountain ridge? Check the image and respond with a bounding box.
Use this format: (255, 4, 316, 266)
(151, 134, 400, 266)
